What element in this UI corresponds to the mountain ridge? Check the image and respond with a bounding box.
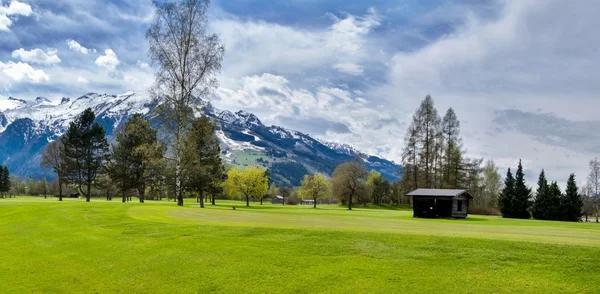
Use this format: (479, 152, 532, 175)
(0, 92, 401, 186)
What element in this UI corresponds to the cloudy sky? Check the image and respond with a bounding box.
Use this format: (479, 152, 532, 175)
(1, 0, 598, 186)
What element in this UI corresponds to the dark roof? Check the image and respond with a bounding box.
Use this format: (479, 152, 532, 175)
(406, 189, 473, 199)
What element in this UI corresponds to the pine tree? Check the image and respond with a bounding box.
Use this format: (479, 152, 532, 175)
(546, 181, 562, 220)
(532, 170, 550, 220)
(0, 165, 5, 198)
(107, 114, 165, 203)
(61, 108, 109, 202)
(562, 174, 583, 222)
(2, 166, 11, 197)
(183, 117, 225, 208)
(499, 168, 515, 217)
(512, 160, 532, 219)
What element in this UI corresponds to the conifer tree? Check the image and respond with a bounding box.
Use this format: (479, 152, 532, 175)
(512, 160, 532, 219)
(0, 165, 5, 198)
(61, 108, 109, 202)
(499, 168, 515, 217)
(532, 170, 550, 220)
(183, 117, 225, 208)
(546, 181, 562, 220)
(1, 166, 10, 197)
(562, 174, 583, 222)
(107, 114, 165, 203)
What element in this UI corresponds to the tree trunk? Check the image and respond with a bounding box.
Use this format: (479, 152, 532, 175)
(58, 179, 62, 201)
(348, 194, 352, 210)
(139, 188, 145, 203)
(122, 191, 126, 203)
(86, 183, 91, 202)
(211, 195, 215, 205)
(246, 195, 249, 207)
(260, 198, 263, 205)
(199, 190, 204, 208)
(313, 197, 317, 208)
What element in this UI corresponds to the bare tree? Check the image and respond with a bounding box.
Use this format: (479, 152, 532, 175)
(41, 139, 65, 201)
(331, 162, 368, 210)
(588, 158, 600, 222)
(146, 0, 225, 206)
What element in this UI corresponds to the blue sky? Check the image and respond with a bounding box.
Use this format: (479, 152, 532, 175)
(1, 0, 599, 185)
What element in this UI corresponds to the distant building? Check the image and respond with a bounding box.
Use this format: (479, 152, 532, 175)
(272, 195, 284, 204)
(301, 199, 314, 205)
(407, 189, 473, 218)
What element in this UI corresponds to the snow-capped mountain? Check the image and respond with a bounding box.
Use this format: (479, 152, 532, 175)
(0, 92, 401, 186)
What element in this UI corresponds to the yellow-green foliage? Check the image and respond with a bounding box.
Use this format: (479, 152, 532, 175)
(224, 167, 268, 203)
(299, 174, 329, 203)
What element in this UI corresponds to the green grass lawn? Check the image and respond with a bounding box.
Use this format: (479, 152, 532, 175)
(1, 197, 599, 293)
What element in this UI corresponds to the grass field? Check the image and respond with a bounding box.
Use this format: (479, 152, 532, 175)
(1, 197, 600, 293)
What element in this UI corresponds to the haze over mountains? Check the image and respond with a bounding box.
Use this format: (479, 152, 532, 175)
(0, 93, 400, 186)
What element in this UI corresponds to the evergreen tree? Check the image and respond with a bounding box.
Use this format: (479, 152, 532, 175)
(546, 181, 562, 220)
(499, 168, 515, 217)
(512, 160, 532, 219)
(532, 170, 550, 220)
(441, 108, 462, 188)
(0, 166, 5, 198)
(562, 174, 583, 222)
(61, 108, 109, 202)
(107, 114, 165, 203)
(183, 117, 225, 208)
(2, 166, 9, 197)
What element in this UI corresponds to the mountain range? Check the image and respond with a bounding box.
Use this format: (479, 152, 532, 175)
(0, 92, 401, 187)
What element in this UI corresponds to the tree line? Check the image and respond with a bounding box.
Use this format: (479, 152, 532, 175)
(498, 160, 584, 221)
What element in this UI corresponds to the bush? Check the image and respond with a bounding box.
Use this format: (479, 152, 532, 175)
(469, 205, 500, 216)
(286, 195, 300, 205)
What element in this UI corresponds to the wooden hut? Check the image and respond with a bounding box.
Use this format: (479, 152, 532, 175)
(407, 189, 473, 218)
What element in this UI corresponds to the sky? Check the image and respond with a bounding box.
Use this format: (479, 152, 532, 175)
(0, 0, 599, 186)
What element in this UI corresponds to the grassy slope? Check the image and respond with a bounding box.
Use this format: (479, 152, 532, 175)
(1, 197, 599, 293)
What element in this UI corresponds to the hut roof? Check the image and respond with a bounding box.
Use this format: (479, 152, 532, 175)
(406, 189, 473, 199)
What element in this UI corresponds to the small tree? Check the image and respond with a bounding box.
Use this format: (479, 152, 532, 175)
(265, 183, 278, 205)
(512, 160, 532, 219)
(224, 167, 268, 207)
(532, 169, 552, 220)
(367, 170, 389, 204)
(41, 140, 66, 201)
(331, 162, 368, 210)
(299, 174, 329, 208)
(498, 168, 515, 217)
(561, 174, 583, 222)
(108, 114, 165, 203)
(61, 108, 109, 202)
(41, 177, 48, 199)
(183, 117, 225, 208)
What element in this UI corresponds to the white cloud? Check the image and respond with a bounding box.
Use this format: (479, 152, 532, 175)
(0, 0, 32, 31)
(213, 8, 381, 81)
(0, 61, 49, 83)
(11, 48, 61, 65)
(333, 63, 364, 76)
(95, 49, 120, 71)
(136, 60, 149, 70)
(76, 76, 88, 83)
(66, 39, 95, 55)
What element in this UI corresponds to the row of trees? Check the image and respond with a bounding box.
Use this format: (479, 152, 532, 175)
(399, 95, 502, 209)
(498, 160, 584, 221)
(42, 108, 227, 206)
(0, 165, 11, 198)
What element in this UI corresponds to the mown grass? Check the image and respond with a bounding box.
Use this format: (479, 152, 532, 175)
(1, 197, 599, 293)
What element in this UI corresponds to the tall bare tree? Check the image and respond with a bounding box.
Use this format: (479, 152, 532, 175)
(147, 0, 225, 206)
(41, 139, 65, 201)
(588, 158, 600, 222)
